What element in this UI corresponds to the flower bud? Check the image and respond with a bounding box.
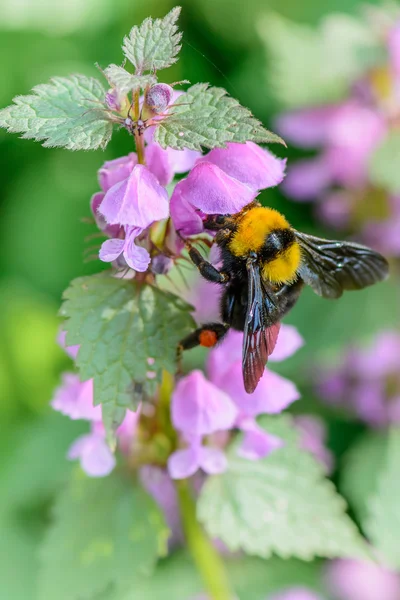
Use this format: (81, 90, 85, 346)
(142, 84, 173, 119)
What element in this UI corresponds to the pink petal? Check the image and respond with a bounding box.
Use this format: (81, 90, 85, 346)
(276, 106, 340, 148)
(99, 164, 169, 227)
(389, 22, 400, 79)
(123, 226, 151, 272)
(145, 142, 174, 186)
(237, 418, 283, 460)
(207, 329, 243, 384)
(171, 370, 238, 436)
(68, 432, 116, 477)
(270, 588, 324, 600)
(57, 330, 80, 360)
(51, 374, 101, 421)
(326, 559, 400, 600)
(270, 324, 304, 362)
(315, 191, 352, 230)
(116, 407, 141, 454)
(295, 415, 334, 474)
(170, 180, 204, 236)
(198, 142, 286, 190)
(198, 446, 228, 474)
(99, 237, 125, 263)
(217, 360, 300, 417)
(90, 192, 121, 238)
(167, 445, 201, 479)
(168, 147, 202, 174)
(98, 153, 137, 192)
(178, 162, 256, 215)
(283, 156, 333, 201)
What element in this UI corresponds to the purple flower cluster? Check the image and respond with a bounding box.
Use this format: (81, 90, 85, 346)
(90, 90, 286, 273)
(276, 18, 400, 255)
(317, 331, 400, 428)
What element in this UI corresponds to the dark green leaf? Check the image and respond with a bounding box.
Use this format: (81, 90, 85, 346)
(198, 415, 368, 561)
(0, 75, 113, 150)
(61, 273, 195, 438)
(122, 7, 182, 73)
(154, 83, 284, 151)
(38, 472, 169, 600)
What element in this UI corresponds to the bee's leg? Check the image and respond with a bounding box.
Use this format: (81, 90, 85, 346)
(186, 244, 230, 283)
(176, 323, 229, 374)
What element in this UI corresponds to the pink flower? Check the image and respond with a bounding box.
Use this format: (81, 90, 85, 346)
(98, 153, 137, 192)
(170, 180, 204, 237)
(51, 374, 101, 421)
(276, 106, 340, 148)
(68, 427, 116, 478)
(99, 164, 169, 227)
(388, 22, 400, 80)
(57, 329, 80, 361)
(90, 191, 122, 239)
(168, 437, 227, 479)
(326, 559, 400, 600)
(99, 226, 150, 272)
(198, 142, 286, 191)
(237, 417, 283, 460)
(178, 161, 257, 215)
(171, 370, 238, 436)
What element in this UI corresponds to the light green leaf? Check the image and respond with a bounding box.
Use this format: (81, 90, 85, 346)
(123, 551, 324, 600)
(60, 273, 195, 437)
(38, 472, 169, 600)
(258, 13, 378, 109)
(104, 65, 157, 94)
(154, 83, 284, 151)
(369, 131, 400, 193)
(0, 74, 113, 150)
(340, 430, 388, 525)
(366, 427, 400, 568)
(122, 7, 182, 73)
(198, 415, 368, 561)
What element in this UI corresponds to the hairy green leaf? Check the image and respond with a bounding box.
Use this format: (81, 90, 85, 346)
(366, 427, 400, 568)
(258, 13, 377, 108)
(340, 430, 388, 525)
(0, 75, 113, 150)
(198, 415, 368, 561)
(61, 273, 195, 438)
(38, 471, 168, 600)
(122, 7, 182, 73)
(104, 65, 157, 94)
(154, 83, 284, 151)
(369, 131, 400, 193)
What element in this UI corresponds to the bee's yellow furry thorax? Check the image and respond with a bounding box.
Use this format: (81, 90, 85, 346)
(229, 206, 301, 284)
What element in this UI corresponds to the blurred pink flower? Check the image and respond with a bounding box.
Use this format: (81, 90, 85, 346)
(51, 374, 101, 421)
(269, 588, 325, 600)
(326, 559, 400, 600)
(295, 415, 334, 473)
(99, 225, 151, 272)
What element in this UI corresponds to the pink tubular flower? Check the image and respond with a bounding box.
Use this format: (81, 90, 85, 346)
(51, 374, 101, 421)
(317, 331, 400, 428)
(99, 226, 150, 272)
(98, 153, 137, 192)
(68, 426, 116, 478)
(99, 164, 169, 228)
(170, 181, 204, 237)
(326, 559, 400, 600)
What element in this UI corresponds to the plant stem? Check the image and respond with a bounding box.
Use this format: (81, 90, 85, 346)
(176, 479, 233, 600)
(133, 88, 145, 165)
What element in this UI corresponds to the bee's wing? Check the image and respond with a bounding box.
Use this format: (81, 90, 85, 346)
(295, 231, 389, 299)
(242, 262, 281, 393)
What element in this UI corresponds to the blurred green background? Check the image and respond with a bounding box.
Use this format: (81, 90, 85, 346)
(1, 0, 397, 597)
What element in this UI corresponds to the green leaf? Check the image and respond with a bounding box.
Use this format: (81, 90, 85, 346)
(258, 13, 377, 109)
(366, 427, 400, 568)
(0, 75, 113, 150)
(369, 131, 400, 193)
(198, 415, 368, 561)
(122, 7, 182, 73)
(38, 471, 169, 600)
(340, 430, 388, 525)
(61, 273, 195, 437)
(124, 551, 324, 600)
(104, 65, 157, 94)
(154, 83, 284, 151)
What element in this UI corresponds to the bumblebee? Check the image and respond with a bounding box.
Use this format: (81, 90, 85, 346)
(178, 202, 389, 393)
